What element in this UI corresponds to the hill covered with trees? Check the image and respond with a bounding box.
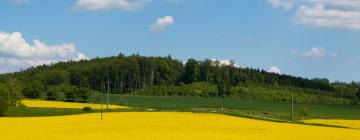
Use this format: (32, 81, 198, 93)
(0, 53, 360, 108)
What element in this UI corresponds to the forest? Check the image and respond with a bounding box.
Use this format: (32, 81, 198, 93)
(1, 53, 360, 112)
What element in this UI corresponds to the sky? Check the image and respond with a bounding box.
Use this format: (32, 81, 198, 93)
(0, 0, 360, 82)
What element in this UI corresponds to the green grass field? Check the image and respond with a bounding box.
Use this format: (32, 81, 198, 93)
(88, 94, 360, 121)
(3, 105, 138, 117)
(3, 107, 86, 117)
(4, 94, 360, 122)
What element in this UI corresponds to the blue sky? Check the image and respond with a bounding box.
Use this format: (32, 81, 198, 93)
(0, 0, 360, 82)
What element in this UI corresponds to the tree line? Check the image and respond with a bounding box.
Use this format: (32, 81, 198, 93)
(0, 53, 360, 106)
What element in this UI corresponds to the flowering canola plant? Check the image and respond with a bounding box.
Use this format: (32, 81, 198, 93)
(304, 119, 360, 129)
(0, 112, 359, 140)
(22, 100, 128, 109)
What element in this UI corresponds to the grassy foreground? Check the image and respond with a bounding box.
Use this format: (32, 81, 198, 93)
(1, 112, 359, 140)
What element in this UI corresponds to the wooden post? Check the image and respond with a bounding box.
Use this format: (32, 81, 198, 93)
(107, 77, 110, 110)
(291, 92, 294, 121)
(101, 92, 103, 120)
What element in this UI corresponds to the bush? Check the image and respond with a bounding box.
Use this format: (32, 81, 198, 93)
(64, 89, 76, 102)
(46, 85, 67, 101)
(0, 84, 10, 116)
(82, 106, 92, 112)
(231, 84, 351, 105)
(22, 87, 41, 98)
(62, 85, 84, 102)
(187, 82, 218, 97)
(299, 107, 309, 120)
(6, 77, 23, 106)
(350, 100, 359, 105)
(133, 82, 218, 97)
(77, 88, 92, 102)
(46, 88, 59, 100)
(46, 85, 92, 102)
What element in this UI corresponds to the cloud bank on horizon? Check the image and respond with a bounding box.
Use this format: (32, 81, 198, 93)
(0, 32, 87, 73)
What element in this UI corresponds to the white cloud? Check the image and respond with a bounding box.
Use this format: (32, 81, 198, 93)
(295, 3, 360, 29)
(267, 0, 360, 29)
(291, 47, 337, 59)
(74, 0, 151, 11)
(11, 0, 30, 4)
(150, 16, 174, 32)
(210, 59, 239, 67)
(308, 0, 360, 10)
(0, 31, 87, 73)
(267, 0, 297, 11)
(268, 66, 281, 74)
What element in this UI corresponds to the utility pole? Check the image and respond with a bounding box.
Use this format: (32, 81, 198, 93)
(100, 81, 104, 120)
(291, 92, 294, 121)
(107, 77, 110, 110)
(100, 102, 103, 120)
(100, 84, 104, 120)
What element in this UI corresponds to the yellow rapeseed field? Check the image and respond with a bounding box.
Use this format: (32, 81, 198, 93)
(22, 100, 128, 109)
(1, 112, 360, 140)
(304, 119, 360, 129)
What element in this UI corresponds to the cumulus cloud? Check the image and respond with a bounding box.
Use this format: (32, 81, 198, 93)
(295, 3, 360, 29)
(268, 66, 281, 74)
(267, 0, 297, 11)
(150, 16, 174, 32)
(267, 0, 360, 29)
(0, 31, 87, 73)
(210, 59, 240, 67)
(309, 0, 360, 10)
(291, 47, 337, 59)
(74, 0, 151, 11)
